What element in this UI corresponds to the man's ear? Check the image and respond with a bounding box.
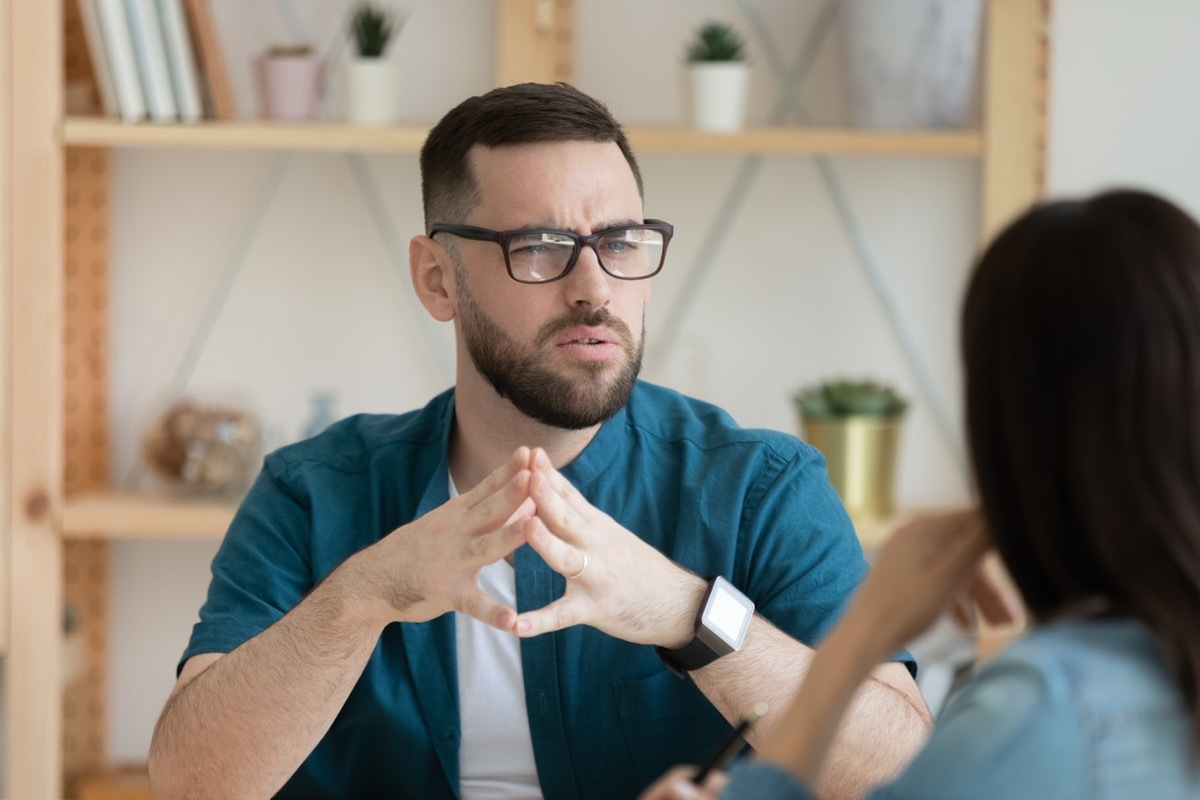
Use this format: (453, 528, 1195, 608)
(410, 235, 456, 322)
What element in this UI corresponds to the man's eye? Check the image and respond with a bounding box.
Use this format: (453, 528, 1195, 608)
(511, 234, 567, 258)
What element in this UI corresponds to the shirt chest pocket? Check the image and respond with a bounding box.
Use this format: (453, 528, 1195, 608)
(611, 670, 735, 787)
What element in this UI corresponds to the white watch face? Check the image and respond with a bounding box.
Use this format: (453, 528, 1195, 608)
(702, 576, 754, 649)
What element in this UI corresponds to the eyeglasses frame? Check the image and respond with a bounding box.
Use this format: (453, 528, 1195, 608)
(428, 219, 674, 284)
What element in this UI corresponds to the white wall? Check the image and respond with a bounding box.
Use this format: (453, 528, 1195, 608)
(1045, 0, 1200, 212)
(103, 0, 1200, 762)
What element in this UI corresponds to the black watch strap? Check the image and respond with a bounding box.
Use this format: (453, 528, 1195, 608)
(656, 575, 745, 677)
(655, 636, 723, 677)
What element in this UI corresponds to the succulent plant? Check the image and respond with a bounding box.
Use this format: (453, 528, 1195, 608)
(685, 21, 747, 63)
(351, 2, 398, 58)
(793, 379, 908, 420)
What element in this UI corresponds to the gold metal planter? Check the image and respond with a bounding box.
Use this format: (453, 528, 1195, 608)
(801, 416, 903, 520)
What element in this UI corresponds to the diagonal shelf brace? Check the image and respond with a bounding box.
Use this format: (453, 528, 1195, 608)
(125, 152, 295, 487)
(651, 2, 832, 372)
(344, 153, 456, 386)
(813, 156, 969, 476)
(648, 155, 763, 370)
(747, 0, 967, 479)
(167, 153, 295, 395)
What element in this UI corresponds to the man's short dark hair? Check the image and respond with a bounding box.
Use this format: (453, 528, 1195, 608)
(419, 82, 644, 229)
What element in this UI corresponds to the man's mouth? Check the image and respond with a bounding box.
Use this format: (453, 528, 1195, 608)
(556, 326, 621, 361)
(557, 327, 614, 346)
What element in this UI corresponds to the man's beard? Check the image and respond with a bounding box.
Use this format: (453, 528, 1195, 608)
(457, 276, 644, 430)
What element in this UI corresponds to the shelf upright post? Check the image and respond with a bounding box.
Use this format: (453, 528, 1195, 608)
(981, 0, 1050, 240)
(495, 0, 574, 86)
(0, 0, 10, 666)
(60, 0, 115, 789)
(5, 0, 66, 797)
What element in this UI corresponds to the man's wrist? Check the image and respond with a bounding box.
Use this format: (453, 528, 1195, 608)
(322, 554, 399, 634)
(659, 572, 711, 649)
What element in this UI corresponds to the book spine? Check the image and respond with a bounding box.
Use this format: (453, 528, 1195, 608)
(94, 0, 147, 122)
(183, 0, 236, 120)
(123, 0, 178, 121)
(156, 0, 203, 122)
(76, 0, 121, 117)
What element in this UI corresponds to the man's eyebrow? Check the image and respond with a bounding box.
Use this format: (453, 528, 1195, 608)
(592, 218, 642, 232)
(518, 218, 643, 234)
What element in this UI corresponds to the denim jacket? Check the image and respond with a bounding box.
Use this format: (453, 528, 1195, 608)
(725, 618, 1200, 799)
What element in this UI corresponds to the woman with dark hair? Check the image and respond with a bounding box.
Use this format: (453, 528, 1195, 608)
(644, 188, 1200, 799)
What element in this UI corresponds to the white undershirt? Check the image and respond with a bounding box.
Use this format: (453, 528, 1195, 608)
(451, 479, 543, 799)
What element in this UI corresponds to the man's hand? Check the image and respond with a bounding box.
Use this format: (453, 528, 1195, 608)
(513, 449, 706, 646)
(341, 447, 536, 633)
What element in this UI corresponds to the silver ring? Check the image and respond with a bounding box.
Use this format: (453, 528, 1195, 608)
(566, 552, 588, 580)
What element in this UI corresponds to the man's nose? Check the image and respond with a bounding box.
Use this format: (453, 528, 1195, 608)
(562, 244, 612, 308)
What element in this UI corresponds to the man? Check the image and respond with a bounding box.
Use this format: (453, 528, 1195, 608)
(148, 82, 930, 800)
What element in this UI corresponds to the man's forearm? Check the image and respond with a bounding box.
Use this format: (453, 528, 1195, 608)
(810, 665, 931, 798)
(690, 616, 812, 745)
(148, 567, 386, 800)
(691, 616, 930, 799)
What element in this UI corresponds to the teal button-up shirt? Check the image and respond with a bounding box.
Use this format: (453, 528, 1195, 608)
(183, 382, 888, 798)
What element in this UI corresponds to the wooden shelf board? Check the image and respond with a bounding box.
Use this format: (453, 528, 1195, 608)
(63, 117, 983, 157)
(62, 117, 432, 152)
(78, 763, 153, 800)
(629, 127, 982, 156)
(62, 491, 235, 539)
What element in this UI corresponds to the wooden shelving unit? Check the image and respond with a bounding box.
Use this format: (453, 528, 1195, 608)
(2, 0, 1049, 796)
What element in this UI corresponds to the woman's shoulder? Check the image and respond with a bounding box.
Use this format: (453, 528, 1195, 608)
(876, 618, 1193, 799)
(986, 617, 1179, 712)
(895, 617, 1198, 799)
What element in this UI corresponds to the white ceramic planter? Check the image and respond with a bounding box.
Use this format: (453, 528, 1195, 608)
(688, 62, 751, 133)
(844, 0, 984, 128)
(346, 57, 400, 126)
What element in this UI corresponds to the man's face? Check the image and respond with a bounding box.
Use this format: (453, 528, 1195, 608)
(449, 140, 651, 429)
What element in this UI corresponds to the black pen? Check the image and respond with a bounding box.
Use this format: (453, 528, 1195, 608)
(692, 702, 768, 785)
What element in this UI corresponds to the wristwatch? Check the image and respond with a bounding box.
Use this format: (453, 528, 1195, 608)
(657, 576, 755, 677)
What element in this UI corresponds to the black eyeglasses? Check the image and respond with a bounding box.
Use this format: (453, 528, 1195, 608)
(428, 219, 674, 284)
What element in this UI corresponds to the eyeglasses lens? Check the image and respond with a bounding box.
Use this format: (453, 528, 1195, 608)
(598, 228, 664, 279)
(505, 228, 665, 283)
(507, 232, 576, 283)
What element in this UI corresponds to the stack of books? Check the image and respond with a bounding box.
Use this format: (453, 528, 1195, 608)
(77, 0, 236, 123)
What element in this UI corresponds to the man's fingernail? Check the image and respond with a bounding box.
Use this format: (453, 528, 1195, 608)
(516, 619, 531, 635)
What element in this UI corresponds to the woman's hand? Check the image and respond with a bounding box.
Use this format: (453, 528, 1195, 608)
(849, 508, 1013, 657)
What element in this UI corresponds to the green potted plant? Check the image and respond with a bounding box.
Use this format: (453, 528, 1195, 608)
(684, 21, 751, 133)
(793, 379, 909, 519)
(345, 2, 402, 125)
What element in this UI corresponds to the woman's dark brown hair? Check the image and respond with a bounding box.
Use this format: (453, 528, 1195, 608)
(962, 188, 1200, 740)
(419, 82, 643, 230)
